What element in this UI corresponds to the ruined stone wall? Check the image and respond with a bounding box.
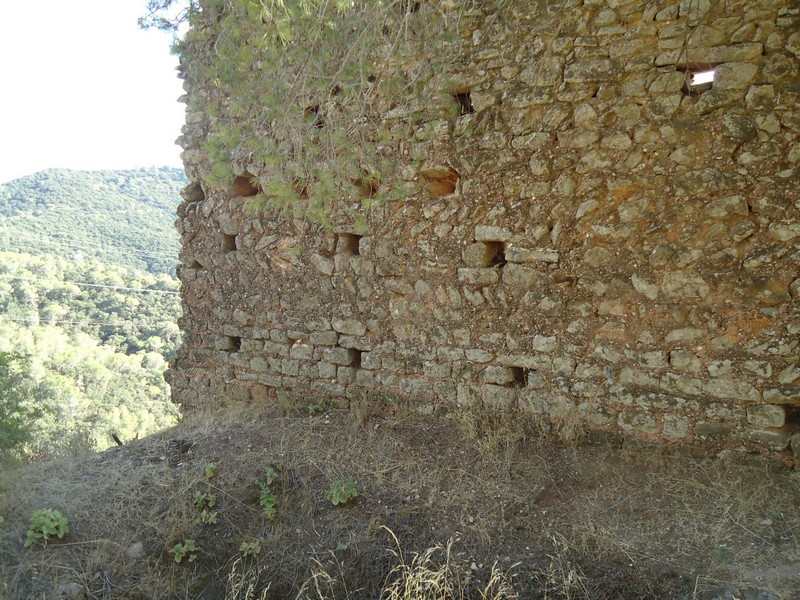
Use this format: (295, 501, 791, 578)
(169, 0, 800, 460)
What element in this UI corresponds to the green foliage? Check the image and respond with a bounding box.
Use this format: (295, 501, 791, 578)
(259, 485, 277, 519)
(193, 491, 217, 510)
(204, 462, 216, 479)
(239, 540, 262, 557)
(0, 352, 34, 458)
(24, 509, 69, 547)
(170, 539, 198, 563)
(262, 466, 278, 486)
(258, 466, 279, 518)
(200, 509, 218, 525)
(307, 398, 330, 415)
(0, 167, 185, 275)
(172, 0, 465, 218)
(0, 251, 181, 458)
(326, 476, 357, 506)
(139, 0, 199, 33)
(0, 251, 182, 358)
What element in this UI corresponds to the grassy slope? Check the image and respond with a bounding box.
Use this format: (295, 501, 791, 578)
(1, 403, 798, 600)
(0, 167, 186, 275)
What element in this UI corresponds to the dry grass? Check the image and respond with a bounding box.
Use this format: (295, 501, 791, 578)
(1, 402, 798, 599)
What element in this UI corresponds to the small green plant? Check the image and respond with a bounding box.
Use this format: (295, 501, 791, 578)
(240, 540, 262, 557)
(0, 515, 5, 528)
(307, 399, 329, 415)
(259, 485, 277, 519)
(204, 462, 216, 479)
(200, 509, 218, 525)
(170, 539, 198, 563)
(24, 509, 69, 547)
(258, 466, 279, 518)
(193, 491, 217, 510)
(327, 476, 357, 506)
(262, 466, 278, 485)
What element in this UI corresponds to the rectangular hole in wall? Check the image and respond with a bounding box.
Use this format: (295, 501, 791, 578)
(487, 241, 506, 268)
(787, 405, 800, 428)
(337, 233, 362, 256)
(451, 90, 475, 116)
(677, 64, 719, 95)
(223, 234, 237, 253)
(490, 242, 506, 268)
(225, 336, 241, 352)
(352, 349, 363, 369)
(510, 367, 529, 387)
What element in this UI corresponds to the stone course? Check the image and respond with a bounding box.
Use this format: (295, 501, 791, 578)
(169, 0, 800, 463)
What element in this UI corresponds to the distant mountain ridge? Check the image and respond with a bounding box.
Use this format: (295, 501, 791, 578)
(0, 167, 187, 275)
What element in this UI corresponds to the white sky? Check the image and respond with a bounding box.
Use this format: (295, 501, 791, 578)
(0, 0, 186, 184)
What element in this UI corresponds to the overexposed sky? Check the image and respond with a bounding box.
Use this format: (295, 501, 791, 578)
(0, 0, 185, 184)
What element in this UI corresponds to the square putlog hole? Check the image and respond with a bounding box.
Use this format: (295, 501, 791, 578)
(231, 171, 261, 197)
(223, 336, 241, 352)
(510, 367, 529, 388)
(452, 91, 475, 116)
(420, 166, 460, 198)
(336, 233, 362, 256)
(679, 66, 717, 95)
(222, 234, 238, 253)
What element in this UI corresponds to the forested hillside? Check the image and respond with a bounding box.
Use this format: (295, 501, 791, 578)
(0, 167, 186, 275)
(0, 169, 185, 460)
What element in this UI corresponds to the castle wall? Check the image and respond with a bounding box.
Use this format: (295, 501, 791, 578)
(169, 0, 800, 459)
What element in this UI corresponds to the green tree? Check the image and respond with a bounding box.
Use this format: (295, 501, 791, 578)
(0, 352, 34, 459)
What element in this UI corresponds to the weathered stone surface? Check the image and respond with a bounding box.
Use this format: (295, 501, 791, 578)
(458, 268, 500, 286)
(618, 407, 659, 434)
(714, 63, 758, 90)
(703, 195, 749, 218)
(777, 363, 800, 384)
(501, 264, 539, 288)
(694, 422, 734, 439)
(331, 318, 366, 336)
(655, 44, 763, 66)
(746, 405, 785, 428)
(475, 225, 512, 242)
(310, 253, 334, 275)
(483, 384, 517, 408)
(322, 347, 358, 366)
(170, 0, 800, 460)
(763, 386, 800, 405)
(463, 242, 499, 267)
(505, 247, 559, 264)
(704, 378, 760, 402)
(480, 366, 517, 386)
(564, 59, 619, 82)
(665, 328, 703, 343)
(557, 129, 600, 148)
(743, 430, 791, 451)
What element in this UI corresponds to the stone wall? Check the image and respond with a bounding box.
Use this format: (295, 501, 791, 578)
(169, 0, 800, 461)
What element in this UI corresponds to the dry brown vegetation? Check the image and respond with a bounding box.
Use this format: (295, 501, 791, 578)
(1, 401, 798, 599)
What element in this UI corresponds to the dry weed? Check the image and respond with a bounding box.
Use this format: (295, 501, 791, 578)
(1, 404, 798, 599)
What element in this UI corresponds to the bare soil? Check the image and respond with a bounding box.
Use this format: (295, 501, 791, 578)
(1, 402, 798, 599)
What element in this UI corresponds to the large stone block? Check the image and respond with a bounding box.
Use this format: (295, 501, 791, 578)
(322, 347, 358, 366)
(458, 268, 500, 286)
(331, 318, 366, 336)
(480, 366, 517, 386)
(763, 386, 800, 405)
(482, 384, 517, 408)
(746, 405, 785, 428)
(563, 59, 619, 82)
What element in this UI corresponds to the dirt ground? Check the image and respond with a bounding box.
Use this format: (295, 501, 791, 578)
(1, 402, 798, 599)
